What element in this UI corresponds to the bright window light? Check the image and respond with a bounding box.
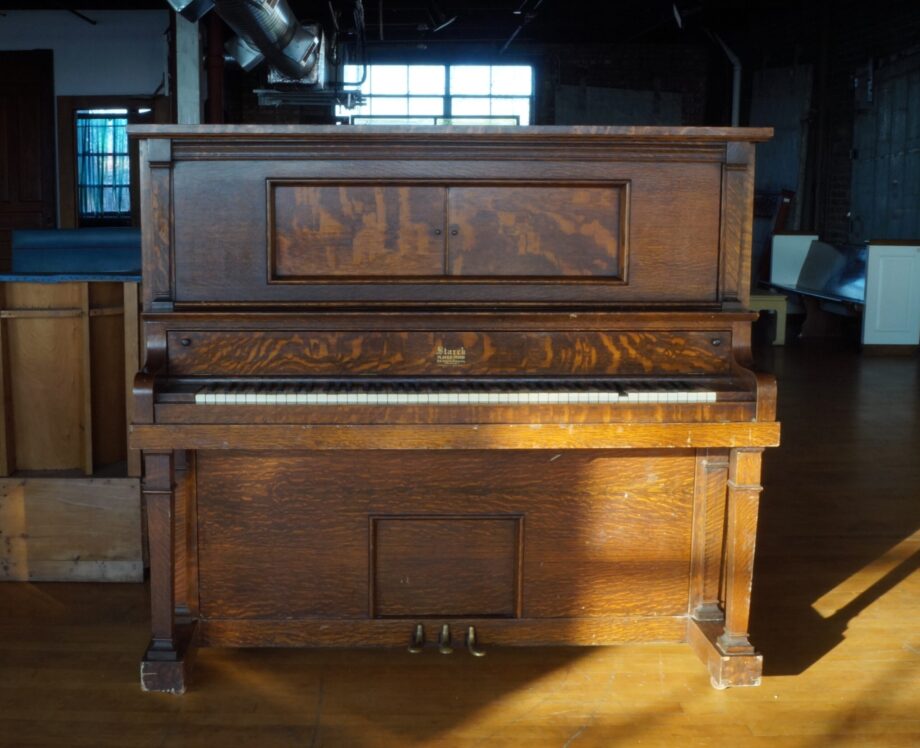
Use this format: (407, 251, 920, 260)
(76, 110, 131, 221)
(449, 65, 491, 95)
(337, 64, 533, 126)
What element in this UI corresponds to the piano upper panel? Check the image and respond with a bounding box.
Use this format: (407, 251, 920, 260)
(131, 125, 772, 311)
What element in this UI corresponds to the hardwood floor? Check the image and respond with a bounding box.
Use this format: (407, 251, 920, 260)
(1, 341, 918, 747)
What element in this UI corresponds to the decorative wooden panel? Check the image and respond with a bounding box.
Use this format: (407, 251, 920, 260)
(167, 329, 731, 377)
(270, 183, 445, 279)
(371, 515, 522, 618)
(447, 185, 624, 278)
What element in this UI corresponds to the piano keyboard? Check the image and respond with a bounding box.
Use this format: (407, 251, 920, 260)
(193, 381, 718, 406)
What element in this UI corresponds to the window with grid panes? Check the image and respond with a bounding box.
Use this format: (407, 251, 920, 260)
(336, 64, 533, 125)
(76, 109, 131, 223)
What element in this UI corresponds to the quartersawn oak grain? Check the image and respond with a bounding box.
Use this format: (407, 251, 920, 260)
(166, 329, 731, 377)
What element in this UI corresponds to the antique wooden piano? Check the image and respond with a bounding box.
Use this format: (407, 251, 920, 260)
(129, 125, 779, 693)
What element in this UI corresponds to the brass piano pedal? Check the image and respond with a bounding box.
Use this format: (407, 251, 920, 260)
(408, 623, 425, 654)
(465, 625, 486, 657)
(438, 624, 453, 655)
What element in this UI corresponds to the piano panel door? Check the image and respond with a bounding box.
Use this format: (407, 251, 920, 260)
(270, 183, 445, 278)
(446, 185, 624, 278)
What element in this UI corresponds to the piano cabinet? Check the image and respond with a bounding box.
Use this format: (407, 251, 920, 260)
(130, 125, 778, 694)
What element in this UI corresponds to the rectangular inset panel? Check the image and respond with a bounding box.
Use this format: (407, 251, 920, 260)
(270, 183, 445, 278)
(447, 185, 625, 277)
(371, 515, 522, 618)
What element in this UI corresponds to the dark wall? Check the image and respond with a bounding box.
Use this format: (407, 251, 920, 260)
(812, 0, 920, 242)
(535, 43, 714, 126)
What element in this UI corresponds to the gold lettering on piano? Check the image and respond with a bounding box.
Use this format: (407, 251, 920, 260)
(436, 345, 467, 367)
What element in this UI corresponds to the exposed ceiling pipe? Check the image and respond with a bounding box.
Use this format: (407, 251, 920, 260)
(166, 0, 321, 81)
(500, 0, 545, 54)
(709, 31, 741, 127)
(215, 0, 320, 79)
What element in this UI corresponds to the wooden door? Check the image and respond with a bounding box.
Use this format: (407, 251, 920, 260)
(0, 51, 56, 269)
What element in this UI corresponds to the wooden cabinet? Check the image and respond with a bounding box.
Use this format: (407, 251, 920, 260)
(0, 281, 139, 475)
(0, 280, 142, 582)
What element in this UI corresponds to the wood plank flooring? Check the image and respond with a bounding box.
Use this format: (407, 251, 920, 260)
(1, 341, 918, 747)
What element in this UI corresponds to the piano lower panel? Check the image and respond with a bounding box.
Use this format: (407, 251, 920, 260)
(191, 449, 697, 640)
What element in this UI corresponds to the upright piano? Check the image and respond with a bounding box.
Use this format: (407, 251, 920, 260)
(129, 125, 779, 693)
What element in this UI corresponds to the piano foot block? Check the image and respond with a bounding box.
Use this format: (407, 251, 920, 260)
(687, 617, 762, 689)
(140, 622, 198, 694)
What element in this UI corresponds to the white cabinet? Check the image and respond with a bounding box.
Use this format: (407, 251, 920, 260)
(863, 243, 920, 346)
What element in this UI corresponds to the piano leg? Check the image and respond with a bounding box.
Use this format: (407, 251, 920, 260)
(688, 448, 764, 689)
(140, 451, 196, 694)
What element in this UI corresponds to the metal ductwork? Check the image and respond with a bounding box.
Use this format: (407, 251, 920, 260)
(167, 0, 323, 82)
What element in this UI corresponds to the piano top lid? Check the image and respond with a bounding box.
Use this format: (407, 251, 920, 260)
(127, 124, 773, 143)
